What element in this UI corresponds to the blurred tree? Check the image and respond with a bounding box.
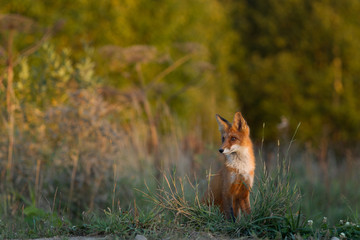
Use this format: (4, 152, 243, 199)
(224, 0, 360, 154)
(0, 0, 238, 138)
(4, 0, 360, 157)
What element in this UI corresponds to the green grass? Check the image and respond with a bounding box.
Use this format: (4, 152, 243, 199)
(2, 155, 359, 240)
(1, 123, 359, 239)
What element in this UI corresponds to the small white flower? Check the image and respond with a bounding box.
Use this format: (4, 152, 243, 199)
(340, 232, 346, 239)
(345, 221, 350, 226)
(323, 217, 327, 223)
(339, 220, 344, 225)
(307, 220, 313, 226)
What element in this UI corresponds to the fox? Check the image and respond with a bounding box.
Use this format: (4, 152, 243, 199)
(203, 112, 255, 221)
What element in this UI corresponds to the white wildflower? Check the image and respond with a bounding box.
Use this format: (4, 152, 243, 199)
(307, 220, 313, 227)
(345, 221, 350, 226)
(340, 232, 346, 239)
(339, 220, 344, 225)
(323, 217, 327, 223)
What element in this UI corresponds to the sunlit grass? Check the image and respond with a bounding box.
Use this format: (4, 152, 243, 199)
(0, 89, 359, 238)
(1, 159, 359, 239)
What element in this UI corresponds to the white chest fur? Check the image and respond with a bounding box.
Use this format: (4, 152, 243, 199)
(225, 145, 254, 186)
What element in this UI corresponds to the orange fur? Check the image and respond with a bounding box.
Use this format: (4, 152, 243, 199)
(203, 112, 255, 220)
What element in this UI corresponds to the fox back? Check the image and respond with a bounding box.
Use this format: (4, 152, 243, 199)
(203, 112, 255, 220)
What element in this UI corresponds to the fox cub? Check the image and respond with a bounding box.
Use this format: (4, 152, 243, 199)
(203, 112, 255, 220)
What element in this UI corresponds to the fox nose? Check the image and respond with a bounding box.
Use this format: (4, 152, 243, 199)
(219, 149, 224, 153)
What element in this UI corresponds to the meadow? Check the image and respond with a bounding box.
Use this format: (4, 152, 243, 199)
(1, 1, 360, 239)
(0, 98, 359, 239)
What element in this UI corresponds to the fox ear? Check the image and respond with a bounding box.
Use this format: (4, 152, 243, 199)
(233, 112, 248, 132)
(215, 114, 230, 134)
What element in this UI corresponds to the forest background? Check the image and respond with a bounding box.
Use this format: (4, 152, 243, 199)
(1, 0, 360, 237)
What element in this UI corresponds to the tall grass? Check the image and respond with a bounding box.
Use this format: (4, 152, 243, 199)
(1, 104, 360, 239)
(134, 150, 304, 238)
(0, 44, 359, 239)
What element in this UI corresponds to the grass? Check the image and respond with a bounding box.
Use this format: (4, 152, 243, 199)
(1, 121, 359, 239)
(1, 151, 359, 239)
(0, 85, 359, 238)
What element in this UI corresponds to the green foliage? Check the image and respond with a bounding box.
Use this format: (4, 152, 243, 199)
(16, 43, 73, 107)
(3, 0, 360, 150)
(225, 0, 360, 150)
(81, 207, 163, 238)
(1, 1, 360, 239)
(2, 0, 360, 150)
(1, 0, 237, 136)
(0, 207, 71, 239)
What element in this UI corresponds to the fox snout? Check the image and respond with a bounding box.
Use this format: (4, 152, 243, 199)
(218, 146, 233, 155)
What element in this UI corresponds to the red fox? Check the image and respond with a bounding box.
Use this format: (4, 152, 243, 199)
(203, 112, 255, 220)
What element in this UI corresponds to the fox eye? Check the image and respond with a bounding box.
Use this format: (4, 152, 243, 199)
(221, 136, 225, 143)
(231, 137, 237, 141)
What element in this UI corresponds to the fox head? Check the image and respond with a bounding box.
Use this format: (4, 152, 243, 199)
(216, 112, 251, 155)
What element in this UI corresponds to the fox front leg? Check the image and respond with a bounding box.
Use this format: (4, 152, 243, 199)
(240, 195, 251, 215)
(222, 195, 236, 222)
(232, 197, 241, 219)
